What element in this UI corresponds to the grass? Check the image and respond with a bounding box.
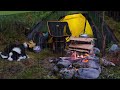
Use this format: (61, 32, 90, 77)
(99, 66, 120, 79)
(0, 11, 52, 28)
(0, 48, 59, 79)
(0, 11, 32, 15)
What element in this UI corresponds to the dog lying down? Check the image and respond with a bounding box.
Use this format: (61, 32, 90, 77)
(0, 42, 29, 61)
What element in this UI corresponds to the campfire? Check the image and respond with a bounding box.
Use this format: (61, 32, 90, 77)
(48, 36, 116, 79)
(49, 50, 101, 79)
(71, 51, 90, 61)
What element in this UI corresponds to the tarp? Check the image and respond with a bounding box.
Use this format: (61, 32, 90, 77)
(60, 13, 93, 38)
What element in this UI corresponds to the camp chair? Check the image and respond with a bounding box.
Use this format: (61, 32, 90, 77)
(47, 21, 71, 55)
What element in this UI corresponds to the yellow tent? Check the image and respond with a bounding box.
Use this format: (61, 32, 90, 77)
(60, 13, 93, 38)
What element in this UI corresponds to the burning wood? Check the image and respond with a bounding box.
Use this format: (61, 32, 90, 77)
(69, 44, 94, 50)
(61, 51, 95, 63)
(82, 59, 89, 63)
(67, 48, 89, 53)
(71, 51, 78, 60)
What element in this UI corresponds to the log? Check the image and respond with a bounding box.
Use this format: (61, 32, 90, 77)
(70, 36, 95, 42)
(69, 44, 94, 50)
(67, 48, 89, 53)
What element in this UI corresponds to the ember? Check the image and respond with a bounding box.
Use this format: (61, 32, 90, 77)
(82, 59, 89, 63)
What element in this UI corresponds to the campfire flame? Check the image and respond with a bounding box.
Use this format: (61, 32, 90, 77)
(71, 51, 78, 60)
(84, 54, 89, 57)
(82, 59, 89, 63)
(75, 68, 79, 71)
(80, 55, 84, 58)
(71, 51, 90, 63)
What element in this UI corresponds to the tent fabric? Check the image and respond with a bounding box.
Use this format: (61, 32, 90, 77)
(60, 13, 93, 38)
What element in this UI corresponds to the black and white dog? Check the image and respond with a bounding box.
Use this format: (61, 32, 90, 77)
(0, 42, 29, 61)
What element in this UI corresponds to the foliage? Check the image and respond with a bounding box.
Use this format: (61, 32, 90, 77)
(105, 15, 120, 44)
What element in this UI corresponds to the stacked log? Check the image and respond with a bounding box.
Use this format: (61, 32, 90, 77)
(68, 36, 95, 54)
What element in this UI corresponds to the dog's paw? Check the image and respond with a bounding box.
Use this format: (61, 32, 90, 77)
(8, 57, 13, 61)
(17, 59, 21, 62)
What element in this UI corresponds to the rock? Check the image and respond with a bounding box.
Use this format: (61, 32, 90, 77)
(72, 62, 81, 68)
(57, 60, 71, 69)
(77, 61, 87, 68)
(87, 55, 100, 63)
(88, 60, 101, 69)
(33, 46, 41, 53)
(49, 58, 62, 64)
(59, 68, 75, 79)
(50, 56, 102, 79)
(109, 44, 120, 52)
(93, 47, 100, 55)
(53, 65, 59, 73)
(75, 68, 100, 79)
(74, 60, 101, 72)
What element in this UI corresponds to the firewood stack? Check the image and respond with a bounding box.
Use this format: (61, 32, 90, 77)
(68, 36, 95, 54)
